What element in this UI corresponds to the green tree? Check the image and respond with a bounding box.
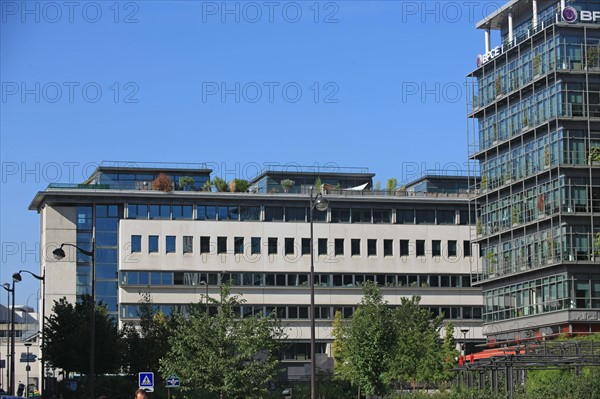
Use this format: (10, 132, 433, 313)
(386, 178, 398, 194)
(43, 296, 123, 378)
(122, 293, 173, 377)
(332, 282, 395, 397)
(160, 285, 285, 399)
(440, 322, 459, 383)
(213, 176, 229, 192)
(389, 296, 445, 388)
(229, 178, 250, 192)
(314, 176, 322, 192)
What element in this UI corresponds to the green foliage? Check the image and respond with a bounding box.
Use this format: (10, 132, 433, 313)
(122, 292, 173, 378)
(440, 323, 459, 381)
(43, 296, 123, 377)
(202, 179, 213, 192)
(389, 296, 446, 388)
(314, 176, 322, 192)
(229, 178, 250, 192)
(386, 178, 398, 194)
(333, 281, 395, 396)
(375, 180, 381, 191)
(280, 179, 295, 192)
(589, 147, 600, 163)
(212, 176, 229, 192)
(178, 176, 195, 190)
(160, 285, 285, 399)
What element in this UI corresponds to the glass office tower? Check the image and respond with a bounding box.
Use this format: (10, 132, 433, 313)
(468, 0, 600, 343)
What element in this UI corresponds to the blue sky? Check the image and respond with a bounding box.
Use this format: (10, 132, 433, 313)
(0, 0, 503, 303)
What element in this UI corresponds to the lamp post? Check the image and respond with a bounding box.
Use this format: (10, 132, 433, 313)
(10, 273, 21, 395)
(24, 342, 32, 397)
(460, 328, 469, 357)
(52, 242, 95, 399)
(14, 270, 44, 397)
(1, 283, 13, 393)
(309, 187, 329, 399)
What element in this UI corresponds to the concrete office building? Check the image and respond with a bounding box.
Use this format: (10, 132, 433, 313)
(467, 0, 600, 343)
(30, 162, 483, 380)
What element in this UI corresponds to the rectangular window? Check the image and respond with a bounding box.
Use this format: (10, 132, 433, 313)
(172, 205, 193, 220)
(318, 238, 327, 256)
(302, 238, 311, 255)
(448, 240, 457, 257)
(335, 239, 344, 256)
(331, 208, 350, 223)
(400, 240, 409, 256)
(265, 207, 284, 221)
(367, 239, 377, 256)
(197, 205, 217, 220)
(416, 210, 435, 224)
(464, 240, 472, 257)
(149, 235, 158, 253)
(166, 236, 176, 253)
(351, 239, 360, 256)
(183, 236, 193, 254)
(234, 237, 244, 254)
(131, 235, 141, 253)
(217, 237, 227, 254)
(384, 239, 393, 256)
(285, 238, 295, 255)
(251, 237, 261, 255)
(432, 240, 441, 257)
(240, 206, 260, 221)
(373, 209, 391, 224)
(200, 236, 210, 254)
(351, 208, 371, 223)
(397, 209, 414, 224)
(268, 237, 278, 255)
(416, 240, 425, 256)
(285, 207, 306, 222)
(437, 210, 456, 225)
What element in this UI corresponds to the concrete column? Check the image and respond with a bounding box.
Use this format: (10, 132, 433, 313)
(508, 11, 514, 44)
(532, 0, 538, 28)
(561, 0, 566, 12)
(485, 28, 491, 53)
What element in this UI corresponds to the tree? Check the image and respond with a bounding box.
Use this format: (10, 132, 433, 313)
(122, 292, 173, 377)
(440, 322, 459, 383)
(213, 177, 229, 192)
(152, 173, 174, 192)
(388, 296, 445, 388)
(386, 178, 397, 194)
(43, 296, 123, 378)
(229, 178, 250, 192)
(160, 285, 285, 399)
(332, 282, 395, 397)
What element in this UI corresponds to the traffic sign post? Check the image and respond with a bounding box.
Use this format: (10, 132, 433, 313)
(138, 372, 154, 392)
(166, 374, 180, 399)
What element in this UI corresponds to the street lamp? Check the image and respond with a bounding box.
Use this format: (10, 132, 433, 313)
(52, 242, 95, 399)
(309, 187, 329, 399)
(1, 283, 13, 393)
(24, 342, 32, 397)
(460, 328, 469, 358)
(10, 273, 21, 395)
(14, 270, 44, 398)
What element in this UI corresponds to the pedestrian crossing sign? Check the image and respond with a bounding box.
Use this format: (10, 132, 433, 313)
(139, 372, 154, 392)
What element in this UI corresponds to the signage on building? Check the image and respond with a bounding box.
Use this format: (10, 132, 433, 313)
(562, 6, 600, 24)
(476, 46, 502, 68)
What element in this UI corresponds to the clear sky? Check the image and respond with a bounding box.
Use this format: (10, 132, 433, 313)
(0, 0, 503, 303)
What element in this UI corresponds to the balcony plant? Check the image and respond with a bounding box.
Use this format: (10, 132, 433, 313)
(386, 177, 397, 195)
(229, 179, 250, 193)
(547, 237, 555, 263)
(280, 179, 295, 193)
(593, 232, 600, 261)
(314, 177, 323, 192)
(179, 176, 195, 191)
(537, 194, 546, 217)
(495, 76, 502, 97)
(523, 114, 529, 129)
(213, 177, 229, 192)
(476, 219, 483, 236)
(201, 180, 213, 192)
(586, 45, 600, 70)
(544, 146, 551, 168)
(152, 173, 174, 192)
(588, 147, 600, 165)
(533, 54, 542, 76)
(512, 206, 519, 226)
(486, 250, 497, 277)
(480, 175, 488, 191)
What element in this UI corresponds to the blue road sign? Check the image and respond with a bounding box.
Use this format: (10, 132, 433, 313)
(138, 372, 154, 392)
(166, 375, 181, 388)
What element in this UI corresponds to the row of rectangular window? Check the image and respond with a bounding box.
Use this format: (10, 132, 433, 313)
(121, 271, 472, 288)
(121, 303, 482, 320)
(132, 235, 473, 258)
(126, 203, 473, 225)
